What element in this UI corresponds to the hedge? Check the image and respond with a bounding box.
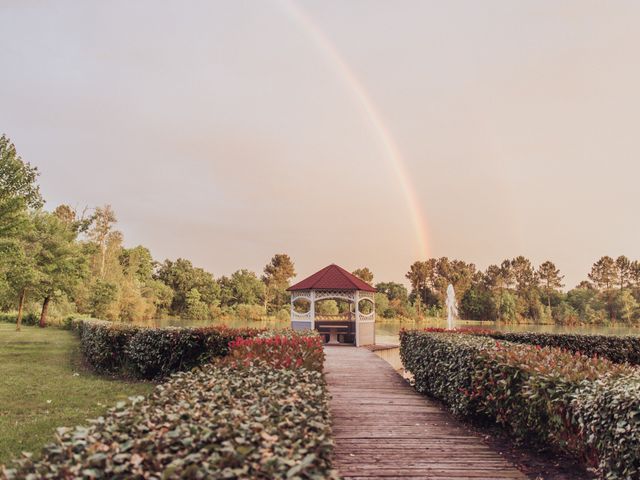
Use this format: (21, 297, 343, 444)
(3, 363, 338, 479)
(400, 330, 640, 479)
(419, 327, 640, 366)
(226, 333, 324, 372)
(481, 331, 640, 366)
(400, 330, 496, 416)
(70, 318, 264, 379)
(571, 373, 640, 478)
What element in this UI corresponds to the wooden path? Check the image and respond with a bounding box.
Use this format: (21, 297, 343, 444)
(325, 346, 528, 480)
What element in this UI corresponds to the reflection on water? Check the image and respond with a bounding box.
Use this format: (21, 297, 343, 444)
(145, 316, 640, 346)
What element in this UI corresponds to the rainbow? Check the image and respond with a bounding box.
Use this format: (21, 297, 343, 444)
(278, 0, 430, 259)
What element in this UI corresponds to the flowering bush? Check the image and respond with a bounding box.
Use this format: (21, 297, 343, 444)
(226, 332, 324, 372)
(400, 330, 640, 479)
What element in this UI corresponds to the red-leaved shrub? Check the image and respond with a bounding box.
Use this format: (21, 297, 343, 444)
(226, 335, 324, 371)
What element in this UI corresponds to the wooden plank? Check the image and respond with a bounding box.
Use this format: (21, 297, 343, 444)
(324, 346, 527, 480)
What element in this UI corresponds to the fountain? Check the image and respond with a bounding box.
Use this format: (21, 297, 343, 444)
(445, 284, 458, 329)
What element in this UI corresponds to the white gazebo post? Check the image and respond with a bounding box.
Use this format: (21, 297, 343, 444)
(354, 290, 360, 347)
(310, 289, 316, 330)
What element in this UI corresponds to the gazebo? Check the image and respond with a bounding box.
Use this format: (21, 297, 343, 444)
(287, 264, 376, 346)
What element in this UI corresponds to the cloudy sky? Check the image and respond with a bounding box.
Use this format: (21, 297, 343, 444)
(1, 0, 639, 287)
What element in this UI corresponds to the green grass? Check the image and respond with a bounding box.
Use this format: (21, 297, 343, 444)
(0, 323, 154, 466)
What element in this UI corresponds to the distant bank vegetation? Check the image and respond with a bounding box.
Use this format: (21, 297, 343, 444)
(1, 133, 639, 327)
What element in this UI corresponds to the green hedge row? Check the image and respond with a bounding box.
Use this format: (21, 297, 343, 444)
(70, 318, 263, 379)
(4, 363, 337, 479)
(482, 330, 640, 366)
(400, 330, 640, 479)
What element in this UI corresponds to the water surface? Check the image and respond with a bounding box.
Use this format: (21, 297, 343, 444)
(148, 316, 640, 346)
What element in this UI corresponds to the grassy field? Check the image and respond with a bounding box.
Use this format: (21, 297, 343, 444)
(0, 323, 154, 465)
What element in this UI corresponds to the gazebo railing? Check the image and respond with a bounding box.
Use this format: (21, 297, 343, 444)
(292, 310, 312, 321)
(314, 313, 353, 321)
(359, 311, 375, 322)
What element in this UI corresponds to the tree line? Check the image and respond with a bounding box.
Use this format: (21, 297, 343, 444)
(0, 134, 297, 328)
(2, 134, 639, 327)
(400, 256, 640, 324)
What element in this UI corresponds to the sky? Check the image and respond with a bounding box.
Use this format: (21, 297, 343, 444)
(1, 0, 639, 288)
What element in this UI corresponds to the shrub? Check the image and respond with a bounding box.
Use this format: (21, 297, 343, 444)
(400, 330, 496, 416)
(472, 342, 630, 448)
(421, 327, 640, 366)
(125, 325, 263, 379)
(234, 303, 267, 321)
(0, 312, 38, 326)
(478, 330, 640, 366)
(400, 330, 640, 479)
(226, 334, 324, 372)
(4, 364, 338, 479)
(71, 318, 263, 379)
(570, 373, 640, 478)
(75, 319, 142, 373)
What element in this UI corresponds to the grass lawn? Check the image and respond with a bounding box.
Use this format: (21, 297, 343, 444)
(0, 323, 154, 466)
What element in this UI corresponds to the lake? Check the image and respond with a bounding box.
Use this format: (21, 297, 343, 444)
(147, 316, 640, 346)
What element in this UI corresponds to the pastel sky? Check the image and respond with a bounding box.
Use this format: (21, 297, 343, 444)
(1, 0, 639, 288)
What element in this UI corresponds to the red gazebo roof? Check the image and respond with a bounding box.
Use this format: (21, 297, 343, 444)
(287, 264, 376, 292)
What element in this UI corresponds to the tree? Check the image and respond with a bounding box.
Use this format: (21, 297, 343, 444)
(0, 134, 43, 239)
(316, 299, 339, 316)
(262, 254, 295, 314)
(142, 278, 174, 316)
(588, 256, 617, 291)
(406, 261, 431, 315)
(87, 205, 117, 278)
(4, 228, 41, 330)
(460, 285, 495, 320)
(375, 281, 410, 318)
(375, 282, 408, 303)
(630, 260, 640, 288)
(374, 292, 391, 318)
(220, 269, 265, 307)
(615, 255, 631, 291)
(0, 135, 44, 329)
(89, 280, 118, 318)
(511, 256, 537, 293)
(611, 289, 638, 323)
(499, 260, 515, 290)
(121, 246, 154, 283)
(352, 267, 374, 284)
(185, 288, 210, 320)
(537, 261, 564, 309)
(588, 256, 618, 321)
(31, 212, 88, 327)
(566, 285, 600, 323)
(155, 258, 220, 314)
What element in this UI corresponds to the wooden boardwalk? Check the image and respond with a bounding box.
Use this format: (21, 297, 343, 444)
(325, 346, 527, 480)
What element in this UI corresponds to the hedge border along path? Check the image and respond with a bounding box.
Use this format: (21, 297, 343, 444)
(417, 327, 640, 366)
(479, 330, 640, 366)
(3, 363, 338, 480)
(69, 318, 264, 379)
(400, 330, 640, 480)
